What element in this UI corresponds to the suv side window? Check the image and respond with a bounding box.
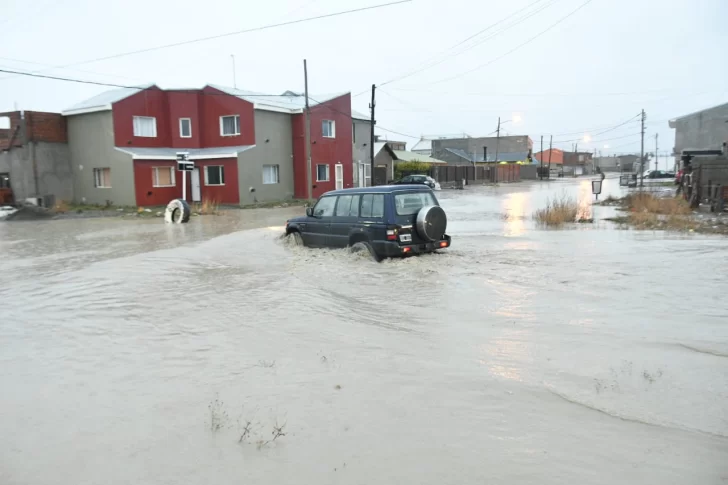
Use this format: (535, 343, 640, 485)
(360, 194, 384, 218)
(313, 196, 337, 217)
(335, 195, 360, 217)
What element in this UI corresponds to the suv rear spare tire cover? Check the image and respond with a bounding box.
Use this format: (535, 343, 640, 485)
(415, 205, 447, 242)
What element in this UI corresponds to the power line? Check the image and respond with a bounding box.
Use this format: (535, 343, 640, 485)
(427, 0, 597, 86)
(307, 95, 418, 139)
(378, 0, 557, 87)
(0, 56, 143, 83)
(0, 0, 411, 84)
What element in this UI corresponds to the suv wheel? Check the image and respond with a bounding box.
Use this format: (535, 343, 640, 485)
(350, 241, 381, 262)
(288, 231, 304, 246)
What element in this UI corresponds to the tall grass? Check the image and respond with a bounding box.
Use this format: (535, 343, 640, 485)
(193, 198, 221, 215)
(625, 192, 690, 215)
(534, 195, 579, 226)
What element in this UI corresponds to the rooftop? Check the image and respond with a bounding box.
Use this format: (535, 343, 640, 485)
(323, 185, 433, 196)
(669, 101, 728, 126)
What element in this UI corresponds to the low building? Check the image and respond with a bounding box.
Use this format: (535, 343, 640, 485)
(594, 154, 640, 172)
(669, 102, 728, 155)
(411, 137, 432, 157)
(0, 111, 72, 206)
(442, 148, 533, 164)
(534, 148, 564, 165)
(63, 84, 362, 206)
(372, 142, 447, 185)
(352, 110, 373, 187)
(431, 135, 532, 165)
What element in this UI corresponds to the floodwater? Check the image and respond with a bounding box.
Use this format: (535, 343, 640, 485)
(1, 177, 727, 484)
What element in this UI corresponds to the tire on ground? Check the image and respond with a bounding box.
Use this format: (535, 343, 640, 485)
(164, 198, 191, 224)
(415, 205, 447, 242)
(350, 241, 381, 262)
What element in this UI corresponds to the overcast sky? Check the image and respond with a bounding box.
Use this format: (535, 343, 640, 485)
(1, 0, 726, 162)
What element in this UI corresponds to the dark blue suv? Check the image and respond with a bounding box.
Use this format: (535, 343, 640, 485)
(285, 185, 451, 261)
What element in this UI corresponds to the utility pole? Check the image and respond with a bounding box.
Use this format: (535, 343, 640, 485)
(640, 109, 646, 188)
(495, 117, 501, 163)
(369, 84, 376, 186)
(231, 55, 237, 89)
(303, 59, 312, 200)
(540, 135, 544, 180)
(655, 133, 659, 171)
(548, 135, 553, 174)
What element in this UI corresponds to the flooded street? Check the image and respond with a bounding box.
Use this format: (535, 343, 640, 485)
(1, 177, 727, 484)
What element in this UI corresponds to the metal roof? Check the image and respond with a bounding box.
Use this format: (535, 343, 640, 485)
(445, 148, 532, 163)
(411, 138, 432, 151)
(208, 84, 348, 113)
(351, 109, 370, 121)
(391, 150, 447, 164)
(114, 145, 255, 160)
(63, 84, 156, 116)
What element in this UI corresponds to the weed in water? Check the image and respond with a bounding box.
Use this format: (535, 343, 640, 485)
(534, 194, 579, 226)
(208, 397, 230, 432)
(256, 421, 287, 449)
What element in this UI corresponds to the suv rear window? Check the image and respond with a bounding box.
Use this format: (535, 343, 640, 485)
(394, 191, 437, 215)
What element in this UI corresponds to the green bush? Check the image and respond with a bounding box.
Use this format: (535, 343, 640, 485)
(394, 161, 432, 180)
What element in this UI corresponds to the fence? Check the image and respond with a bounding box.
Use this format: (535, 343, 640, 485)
(398, 164, 521, 186)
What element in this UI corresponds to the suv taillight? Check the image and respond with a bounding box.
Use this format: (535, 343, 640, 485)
(386, 225, 400, 241)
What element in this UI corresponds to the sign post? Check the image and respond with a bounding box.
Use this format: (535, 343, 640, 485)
(592, 179, 603, 201)
(176, 152, 194, 201)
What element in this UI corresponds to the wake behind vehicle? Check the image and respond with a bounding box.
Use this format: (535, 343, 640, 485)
(285, 185, 451, 261)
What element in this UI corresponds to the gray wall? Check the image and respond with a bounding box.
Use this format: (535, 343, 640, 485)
(373, 148, 394, 183)
(671, 103, 728, 155)
(237, 109, 294, 204)
(67, 111, 135, 206)
(431, 136, 531, 165)
(352, 119, 372, 186)
(520, 164, 538, 180)
(0, 142, 72, 204)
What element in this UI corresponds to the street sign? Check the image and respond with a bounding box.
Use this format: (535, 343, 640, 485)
(176, 152, 194, 171)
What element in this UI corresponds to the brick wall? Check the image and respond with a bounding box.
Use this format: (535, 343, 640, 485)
(0, 111, 67, 150)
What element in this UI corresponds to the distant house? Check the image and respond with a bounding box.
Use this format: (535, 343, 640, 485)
(534, 148, 564, 165)
(0, 110, 72, 206)
(62, 84, 365, 206)
(432, 135, 532, 165)
(411, 137, 433, 157)
(372, 141, 447, 184)
(443, 148, 532, 164)
(669, 102, 728, 155)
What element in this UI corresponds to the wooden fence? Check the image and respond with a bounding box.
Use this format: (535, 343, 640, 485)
(399, 164, 521, 185)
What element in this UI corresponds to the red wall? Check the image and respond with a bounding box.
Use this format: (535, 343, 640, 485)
(133, 158, 239, 206)
(534, 148, 564, 164)
(292, 94, 354, 199)
(200, 86, 255, 148)
(112, 86, 255, 149)
(113, 87, 171, 147)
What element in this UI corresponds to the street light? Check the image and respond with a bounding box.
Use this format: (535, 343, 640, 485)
(495, 115, 523, 163)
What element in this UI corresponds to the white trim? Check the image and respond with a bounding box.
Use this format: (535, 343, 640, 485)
(253, 103, 301, 114)
(204, 165, 226, 186)
(322, 119, 335, 138)
(133, 116, 157, 137)
(219, 114, 240, 136)
(179, 118, 192, 138)
(113, 147, 248, 160)
(316, 164, 330, 182)
(62, 104, 112, 116)
(152, 166, 176, 187)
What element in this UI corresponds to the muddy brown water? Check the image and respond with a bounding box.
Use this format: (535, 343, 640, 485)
(1, 177, 727, 484)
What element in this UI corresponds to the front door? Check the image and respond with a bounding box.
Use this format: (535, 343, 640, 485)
(358, 163, 365, 187)
(335, 164, 344, 190)
(191, 168, 201, 202)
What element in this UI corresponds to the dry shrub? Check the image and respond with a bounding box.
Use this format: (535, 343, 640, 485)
(194, 198, 221, 215)
(626, 193, 690, 216)
(534, 195, 578, 226)
(53, 200, 70, 213)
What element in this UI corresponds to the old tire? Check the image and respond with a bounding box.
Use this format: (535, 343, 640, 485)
(350, 241, 381, 262)
(415, 205, 447, 242)
(164, 198, 191, 224)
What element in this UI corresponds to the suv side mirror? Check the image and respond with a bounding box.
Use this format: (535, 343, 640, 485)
(305, 207, 314, 217)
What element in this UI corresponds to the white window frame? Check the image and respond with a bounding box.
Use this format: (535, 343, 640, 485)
(93, 168, 111, 188)
(205, 165, 225, 186)
(316, 164, 330, 182)
(179, 118, 192, 138)
(322, 119, 335, 138)
(132, 116, 157, 137)
(152, 166, 176, 187)
(262, 164, 280, 185)
(219, 115, 241, 136)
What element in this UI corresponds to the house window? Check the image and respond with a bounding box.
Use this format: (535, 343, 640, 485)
(93, 168, 111, 188)
(152, 166, 175, 187)
(133, 116, 157, 137)
(316, 164, 330, 182)
(220, 115, 240, 136)
(179, 118, 191, 138)
(205, 166, 225, 186)
(263, 165, 279, 184)
(322, 120, 335, 138)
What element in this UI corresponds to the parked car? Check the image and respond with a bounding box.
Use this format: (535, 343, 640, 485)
(644, 170, 675, 179)
(285, 186, 451, 261)
(392, 174, 441, 190)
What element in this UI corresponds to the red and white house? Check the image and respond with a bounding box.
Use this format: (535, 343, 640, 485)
(63, 84, 361, 207)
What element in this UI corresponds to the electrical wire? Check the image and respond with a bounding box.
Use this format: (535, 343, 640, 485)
(307, 95, 418, 139)
(427, 0, 597, 86)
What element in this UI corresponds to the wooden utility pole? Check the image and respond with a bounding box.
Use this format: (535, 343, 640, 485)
(495, 117, 501, 163)
(540, 135, 544, 180)
(369, 84, 376, 186)
(640, 109, 646, 188)
(303, 60, 312, 200)
(548, 135, 553, 172)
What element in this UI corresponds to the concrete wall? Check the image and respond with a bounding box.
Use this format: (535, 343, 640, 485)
(352, 119, 371, 186)
(671, 103, 728, 155)
(237, 109, 294, 204)
(431, 135, 531, 165)
(67, 111, 136, 206)
(373, 148, 395, 184)
(0, 142, 72, 204)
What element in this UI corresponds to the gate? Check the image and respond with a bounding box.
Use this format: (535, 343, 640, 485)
(373, 166, 388, 186)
